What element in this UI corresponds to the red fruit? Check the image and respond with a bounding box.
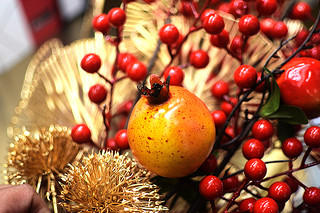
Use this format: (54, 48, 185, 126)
(211, 110, 227, 128)
(229, 0, 249, 18)
(108, 7, 126, 27)
(282, 137, 303, 158)
(234, 64, 257, 88)
(260, 18, 276, 38)
(220, 97, 237, 115)
(117, 100, 134, 114)
(290, 1, 312, 20)
(180, 0, 198, 17)
(199, 153, 217, 173)
(269, 21, 288, 39)
(201, 9, 217, 22)
(283, 177, 299, 193)
(308, 46, 320, 60)
(256, 0, 277, 16)
(126, 61, 148, 82)
(210, 0, 220, 5)
(159, 24, 179, 45)
(239, 197, 256, 213)
(276, 57, 320, 118)
(304, 126, 320, 148)
(244, 158, 267, 180)
(189, 50, 209, 69)
(230, 35, 247, 56)
(92, 13, 110, 33)
(81, 53, 101, 73)
(238, 15, 260, 37)
(88, 84, 107, 104)
(268, 181, 292, 203)
(303, 187, 320, 207)
(222, 175, 240, 192)
(210, 29, 230, 48)
(252, 119, 274, 141)
(218, 2, 231, 14)
(242, 138, 265, 160)
(253, 197, 279, 213)
(202, 13, 225, 35)
(295, 29, 309, 47)
(163, 66, 184, 86)
(118, 53, 137, 72)
(71, 124, 91, 144)
(115, 129, 129, 150)
(211, 80, 229, 99)
(104, 137, 119, 150)
(199, 175, 223, 200)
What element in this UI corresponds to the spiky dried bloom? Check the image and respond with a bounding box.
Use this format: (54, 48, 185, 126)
(59, 151, 167, 212)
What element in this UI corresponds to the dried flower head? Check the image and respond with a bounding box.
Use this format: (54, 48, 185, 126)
(59, 151, 167, 212)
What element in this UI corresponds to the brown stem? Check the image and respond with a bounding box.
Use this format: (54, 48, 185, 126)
(223, 179, 249, 213)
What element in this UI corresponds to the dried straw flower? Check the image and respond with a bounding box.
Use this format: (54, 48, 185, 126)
(59, 151, 167, 212)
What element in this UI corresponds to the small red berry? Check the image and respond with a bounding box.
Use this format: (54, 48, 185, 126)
(201, 9, 217, 22)
(230, 35, 247, 56)
(304, 126, 320, 148)
(199, 153, 217, 173)
(260, 18, 276, 38)
(92, 14, 110, 33)
(308, 46, 320, 60)
(163, 66, 184, 86)
(199, 175, 223, 200)
(104, 137, 119, 150)
(238, 15, 260, 37)
(295, 29, 309, 47)
(81, 53, 101, 73)
(218, 2, 231, 14)
(126, 61, 148, 82)
(283, 177, 299, 193)
(244, 158, 267, 180)
(253, 197, 279, 213)
(256, 0, 277, 16)
(202, 13, 225, 35)
(211, 80, 229, 99)
(269, 21, 288, 39)
(233, 64, 257, 88)
(71, 124, 91, 144)
(108, 7, 126, 27)
(88, 84, 107, 104)
(268, 181, 292, 203)
(290, 1, 312, 21)
(252, 119, 274, 141)
(282, 137, 303, 158)
(159, 24, 179, 45)
(242, 138, 265, 160)
(239, 197, 256, 213)
(303, 187, 320, 207)
(229, 0, 249, 18)
(211, 110, 227, 128)
(220, 97, 237, 115)
(115, 129, 129, 150)
(180, 1, 198, 17)
(210, 29, 230, 48)
(222, 175, 240, 192)
(189, 50, 209, 68)
(118, 53, 137, 72)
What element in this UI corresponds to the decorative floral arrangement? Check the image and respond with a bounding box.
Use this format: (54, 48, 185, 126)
(5, 0, 320, 212)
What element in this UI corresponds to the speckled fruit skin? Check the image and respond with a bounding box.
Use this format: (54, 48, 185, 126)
(277, 57, 320, 118)
(127, 86, 215, 178)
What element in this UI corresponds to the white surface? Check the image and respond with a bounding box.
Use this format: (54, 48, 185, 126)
(57, 0, 86, 21)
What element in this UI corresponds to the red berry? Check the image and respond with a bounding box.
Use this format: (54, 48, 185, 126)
(253, 197, 279, 213)
(210, 29, 230, 48)
(199, 153, 217, 173)
(88, 84, 107, 104)
(180, 1, 198, 17)
(295, 29, 309, 47)
(189, 50, 209, 68)
(115, 129, 129, 150)
(242, 138, 265, 160)
(268, 181, 292, 203)
(282, 137, 303, 158)
(218, 2, 231, 14)
(252, 119, 274, 141)
(210, 0, 220, 5)
(211, 110, 227, 128)
(303, 187, 320, 207)
(163, 66, 184, 86)
(104, 137, 119, 150)
(201, 9, 217, 22)
(118, 53, 137, 72)
(117, 100, 134, 114)
(126, 61, 148, 82)
(159, 24, 179, 45)
(229, 0, 249, 18)
(238, 15, 260, 37)
(256, 0, 277, 16)
(311, 34, 320, 45)
(222, 175, 240, 192)
(220, 97, 237, 115)
(308, 46, 320, 60)
(244, 158, 267, 180)
(269, 21, 288, 39)
(81, 53, 101, 73)
(230, 35, 247, 56)
(108, 7, 126, 27)
(304, 126, 320, 148)
(92, 13, 110, 33)
(202, 13, 225, 35)
(71, 124, 91, 144)
(283, 177, 299, 193)
(290, 1, 312, 20)
(233, 64, 257, 88)
(199, 175, 223, 200)
(239, 197, 256, 213)
(260, 18, 276, 38)
(211, 80, 229, 99)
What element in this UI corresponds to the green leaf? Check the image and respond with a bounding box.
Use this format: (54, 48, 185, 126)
(259, 68, 281, 117)
(277, 121, 297, 143)
(266, 105, 308, 124)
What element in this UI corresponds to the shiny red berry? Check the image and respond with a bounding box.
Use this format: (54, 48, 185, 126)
(211, 110, 227, 128)
(290, 1, 312, 20)
(295, 29, 309, 47)
(199, 175, 223, 200)
(304, 126, 320, 148)
(71, 124, 91, 144)
(282, 137, 303, 158)
(210, 29, 229, 48)
(81, 53, 101, 73)
(211, 80, 229, 99)
(242, 138, 265, 160)
(159, 24, 179, 45)
(252, 119, 274, 141)
(269, 21, 288, 39)
(189, 50, 209, 68)
(88, 84, 107, 104)
(253, 197, 279, 213)
(108, 7, 126, 27)
(218, 2, 231, 14)
(220, 97, 237, 115)
(260, 18, 275, 38)
(92, 13, 110, 33)
(163, 66, 184, 86)
(126, 61, 148, 82)
(244, 158, 267, 180)
(118, 53, 137, 72)
(104, 137, 119, 150)
(115, 129, 129, 150)
(201, 9, 217, 22)
(268, 181, 292, 203)
(230, 35, 247, 56)
(303, 187, 320, 207)
(256, 0, 277, 16)
(222, 175, 240, 192)
(233, 64, 257, 88)
(308, 46, 320, 60)
(239, 197, 256, 213)
(283, 177, 299, 193)
(229, 0, 249, 18)
(202, 13, 225, 35)
(238, 15, 260, 37)
(199, 153, 217, 173)
(180, 0, 198, 17)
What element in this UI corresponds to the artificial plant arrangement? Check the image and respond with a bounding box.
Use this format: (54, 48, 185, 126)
(4, 0, 320, 212)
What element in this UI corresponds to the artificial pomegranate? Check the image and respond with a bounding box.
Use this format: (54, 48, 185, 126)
(127, 75, 215, 178)
(277, 57, 320, 119)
